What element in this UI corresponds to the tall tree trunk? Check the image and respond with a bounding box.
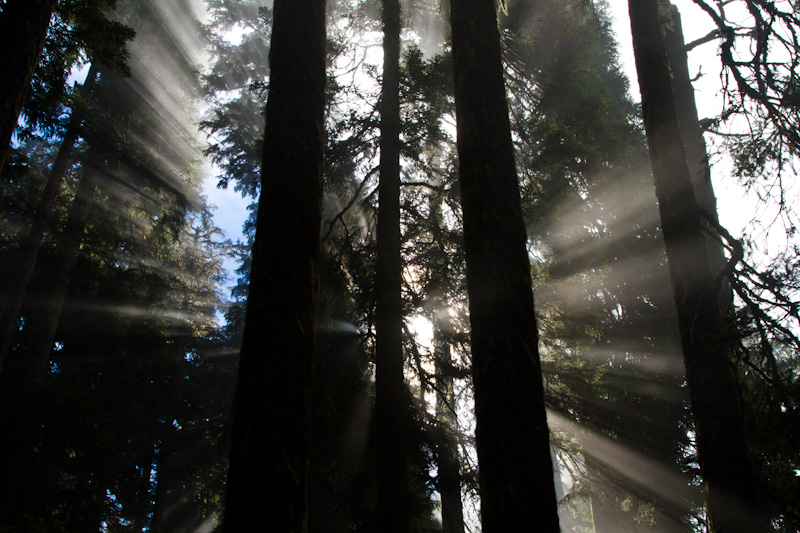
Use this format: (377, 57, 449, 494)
(585, 456, 633, 533)
(151, 446, 169, 533)
(627, 1, 764, 531)
(0, 386, 42, 526)
(0, 0, 56, 173)
(0, 65, 98, 372)
(132, 446, 156, 533)
(449, 0, 560, 530)
(222, 0, 326, 531)
(65, 452, 106, 533)
(375, 0, 410, 530)
(661, 3, 732, 313)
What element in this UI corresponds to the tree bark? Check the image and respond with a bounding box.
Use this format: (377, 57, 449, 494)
(449, 0, 560, 530)
(661, 3, 732, 313)
(222, 0, 326, 531)
(151, 452, 168, 533)
(0, 65, 98, 373)
(627, 1, 764, 531)
(0, 0, 57, 173)
(131, 446, 156, 533)
(375, 0, 410, 530)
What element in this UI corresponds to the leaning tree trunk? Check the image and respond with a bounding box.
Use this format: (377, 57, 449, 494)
(449, 0, 560, 530)
(627, 1, 764, 531)
(661, 3, 732, 313)
(374, 0, 410, 530)
(222, 0, 327, 531)
(0, 0, 57, 173)
(18, 148, 102, 388)
(0, 65, 98, 372)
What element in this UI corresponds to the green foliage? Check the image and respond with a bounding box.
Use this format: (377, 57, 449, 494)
(20, 0, 134, 140)
(503, 0, 698, 528)
(0, 0, 232, 530)
(727, 249, 800, 527)
(201, 0, 271, 198)
(0, 515, 69, 533)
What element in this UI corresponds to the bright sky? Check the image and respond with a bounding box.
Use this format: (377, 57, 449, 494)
(202, 170, 250, 244)
(606, 0, 799, 256)
(606, 0, 744, 225)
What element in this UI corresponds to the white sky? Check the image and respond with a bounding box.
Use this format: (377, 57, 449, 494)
(606, 0, 799, 256)
(606, 0, 745, 227)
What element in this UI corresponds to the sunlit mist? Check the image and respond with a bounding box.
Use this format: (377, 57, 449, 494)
(1, 0, 797, 531)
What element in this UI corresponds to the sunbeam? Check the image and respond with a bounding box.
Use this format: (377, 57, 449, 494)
(0, 0, 798, 531)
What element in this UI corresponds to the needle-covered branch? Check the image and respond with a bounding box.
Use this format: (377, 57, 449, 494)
(688, 0, 800, 226)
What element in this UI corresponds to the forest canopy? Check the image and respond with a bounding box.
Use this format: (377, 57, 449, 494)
(0, 0, 798, 531)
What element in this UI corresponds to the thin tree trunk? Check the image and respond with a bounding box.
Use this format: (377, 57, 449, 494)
(585, 455, 630, 533)
(151, 448, 168, 533)
(20, 149, 101, 387)
(222, 0, 326, 531)
(132, 446, 156, 533)
(428, 193, 465, 533)
(0, 0, 56, 173)
(0, 151, 98, 523)
(0, 65, 98, 372)
(0, 389, 41, 526)
(589, 501, 620, 533)
(449, 0, 560, 530)
(65, 453, 106, 533)
(627, 1, 764, 531)
(433, 310, 464, 533)
(375, 0, 410, 530)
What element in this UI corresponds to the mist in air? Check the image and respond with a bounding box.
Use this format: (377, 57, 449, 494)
(0, 0, 798, 531)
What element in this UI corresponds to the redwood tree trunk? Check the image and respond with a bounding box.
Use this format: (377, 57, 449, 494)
(375, 0, 410, 530)
(222, 0, 326, 531)
(0, 65, 98, 372)
(449, 0, 560, 530)
(627, 1, 764, 531)
(0, 0, 56, 173)
(661, 3, 732, 313)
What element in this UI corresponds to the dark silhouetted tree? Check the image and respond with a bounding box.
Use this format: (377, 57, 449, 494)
(449, 0, 560, 529)
(375, 0, 411, 530)
(628, 0, 765, 531)
(222, 0, 327, 530)
(0, 0, 56, 173)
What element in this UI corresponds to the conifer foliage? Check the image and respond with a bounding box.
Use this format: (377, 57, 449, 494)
(0, 0, 798, 531)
